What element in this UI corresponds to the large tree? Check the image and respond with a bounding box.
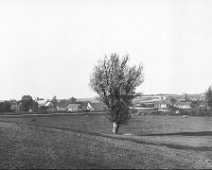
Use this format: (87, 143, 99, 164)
(69, 97, 77, 104)
(89, 53, 144, 134)
(19, 95, 34, 112)
(206, 86, 212, 109)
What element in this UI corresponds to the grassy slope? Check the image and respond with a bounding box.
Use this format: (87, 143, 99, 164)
(1, 114, 212, 149)
(0, 114, 212, 168)
(0, 121, 210, 169)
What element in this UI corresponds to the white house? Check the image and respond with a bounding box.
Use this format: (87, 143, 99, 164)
(156, 101, 170, 112)
(37, 99, 53, 109)
(87, 102, 95, 111)
(66, 104, 81, 112)
(174, 102, 191, 110)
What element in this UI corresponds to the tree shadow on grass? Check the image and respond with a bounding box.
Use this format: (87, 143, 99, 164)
(142, 131, 212, 136)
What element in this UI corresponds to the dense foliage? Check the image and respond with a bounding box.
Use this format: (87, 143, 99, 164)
(69, 97, 77, 103)
(89, 53, 144, 125)
(0, 101, 11, 112)
(170, 98, 177, 105)
(19, 95, 34, 112)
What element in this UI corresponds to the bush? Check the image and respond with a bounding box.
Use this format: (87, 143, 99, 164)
(0, 102, 11, 112)
(38, 109, 48, 114)
(19, 95, 33, 112)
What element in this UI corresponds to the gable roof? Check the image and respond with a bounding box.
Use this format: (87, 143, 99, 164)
(37, 99, 48, 105)
(89, 102, 107, 111)
(78, 102, 90, 110)
(37, 99, 53, 107)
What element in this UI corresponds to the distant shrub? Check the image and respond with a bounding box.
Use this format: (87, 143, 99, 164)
(38, 110, 48, 114)
(0, 101, 11, 112)
(130, 109, 139, 115)
(37, 107, 48, 114)
(178, 109, 190, 115)
(19, 95, 33, 112)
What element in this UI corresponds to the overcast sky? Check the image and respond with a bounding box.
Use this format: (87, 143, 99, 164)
(0, 0, 212, 100)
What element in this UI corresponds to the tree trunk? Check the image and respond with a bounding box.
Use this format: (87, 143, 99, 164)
(112, 122, 119, 134)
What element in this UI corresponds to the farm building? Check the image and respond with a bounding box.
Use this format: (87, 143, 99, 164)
(37, 99, 53, 108)
(77, 102, 95, 111)
(89, 103, 107, 112)
(66, 102, 97, 112)
(56, 100, 69, 111)
(173, 102, 192, 110)
(86, 102, 95, 111)
(129, 106, 158, 113)
(155, 101, 171, 112)
(132, 96, 163, 106)
(66, 104, 81, 112)
(57, 106, 67, 112)
(34, 99, 54, 113)
(36, 99, 53, 112)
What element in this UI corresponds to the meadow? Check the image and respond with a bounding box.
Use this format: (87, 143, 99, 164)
(0, 113, 212, 169)
(0, 113, 212, 135)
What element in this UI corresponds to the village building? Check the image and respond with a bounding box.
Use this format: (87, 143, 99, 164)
(66, 104, 81, 112)
(89, 102, 107, 112)
(36, 99, 53, 110)
(173, 102, 192, 110)
(155, 101, 171, 112)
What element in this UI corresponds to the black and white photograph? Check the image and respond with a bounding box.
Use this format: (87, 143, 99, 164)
(0, 0, 212, 169)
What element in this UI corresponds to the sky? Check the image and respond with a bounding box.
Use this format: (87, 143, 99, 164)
(0, 0, 212, 100)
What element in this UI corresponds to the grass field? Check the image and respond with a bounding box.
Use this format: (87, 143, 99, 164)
(0, 114, 212, 135)
(0, 114, 212, 168)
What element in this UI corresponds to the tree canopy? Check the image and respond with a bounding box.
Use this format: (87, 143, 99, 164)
(0, 101, 11, 112)
(69, 97, 77, 104)
(89, 53, 144, 125)
(170, 97, 177, 105)
(19, 95, 33, 112)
